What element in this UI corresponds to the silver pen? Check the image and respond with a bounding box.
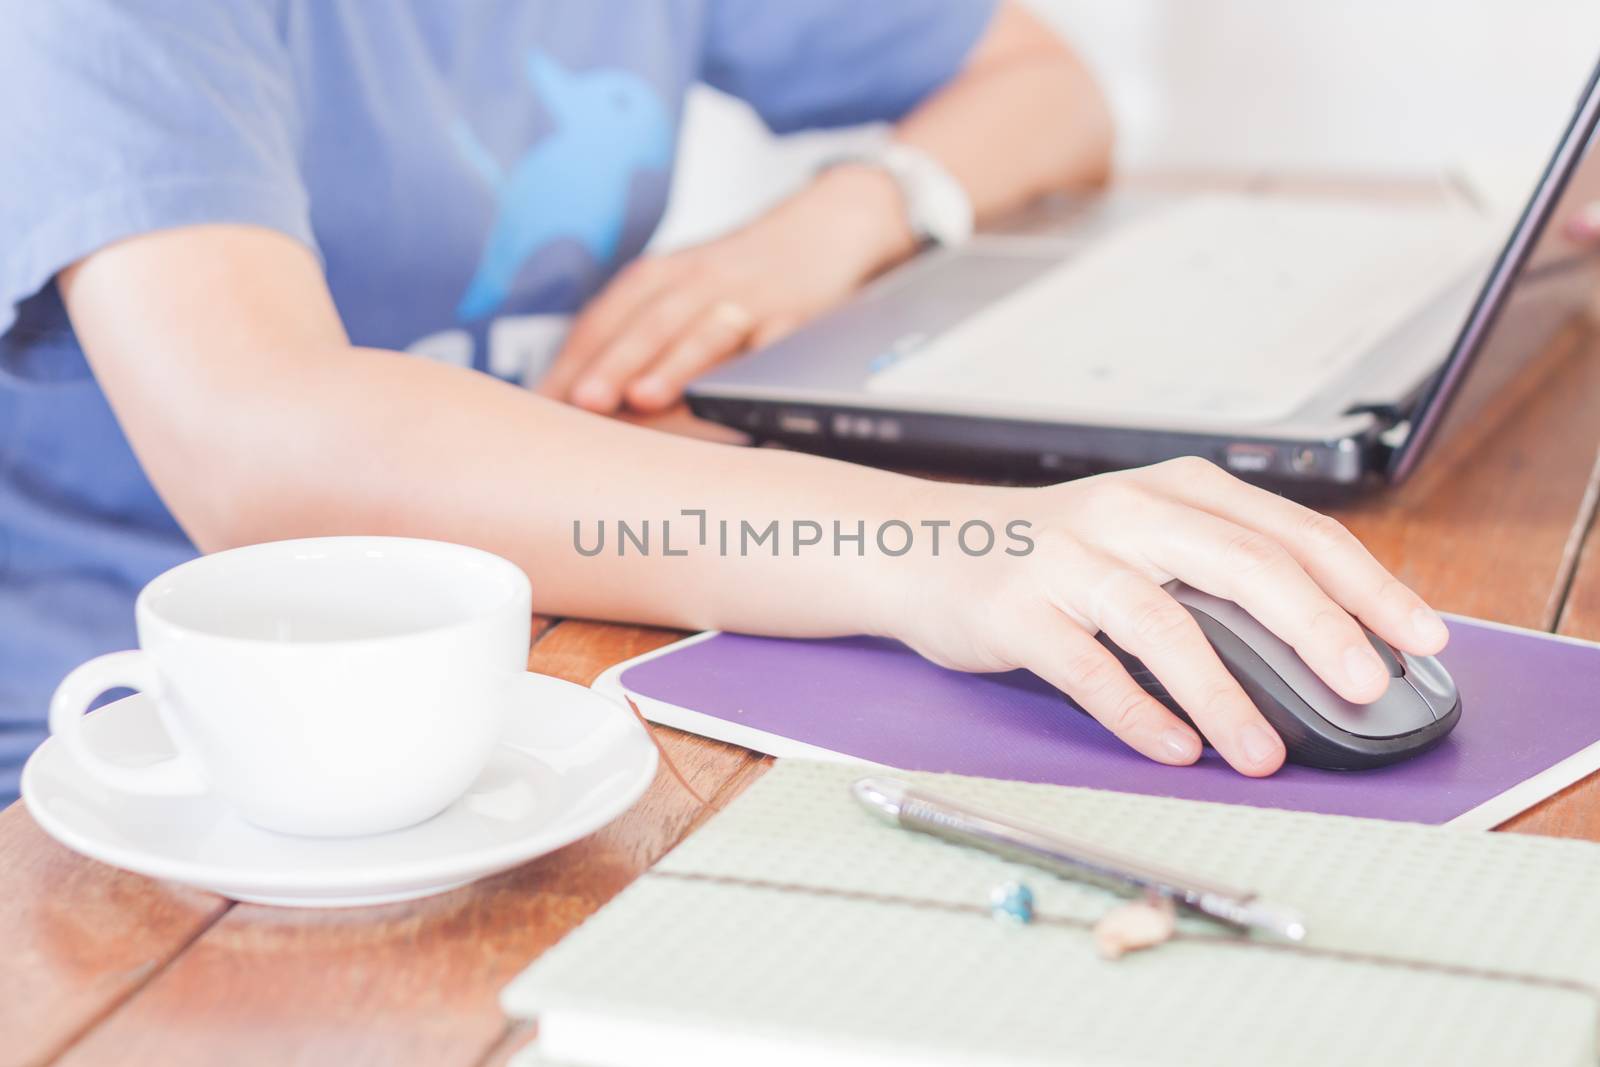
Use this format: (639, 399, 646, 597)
(852, 776, 1307, 942)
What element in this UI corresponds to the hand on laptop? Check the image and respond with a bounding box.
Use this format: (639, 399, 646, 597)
(536, 165, 918, 415)
(897, 457, 1449, 776)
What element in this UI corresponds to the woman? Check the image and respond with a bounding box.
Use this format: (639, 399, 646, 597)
(0, 0, 1451, 802)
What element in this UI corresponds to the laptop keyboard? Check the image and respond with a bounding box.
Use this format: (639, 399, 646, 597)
(866, 194, 1494, 424)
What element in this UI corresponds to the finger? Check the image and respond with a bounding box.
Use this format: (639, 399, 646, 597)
(1145, 502, 1390, 702)
(1010, 608, 1202, 766)
(1081, 565, 1285, 776)
(626, 301, 755, 412)
(1149, 458, 1448, 655)
(567, 286, 714, 413)
(537, 258, 679, 401)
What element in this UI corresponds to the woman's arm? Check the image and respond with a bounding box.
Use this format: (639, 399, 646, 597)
(63, 224, 1448, 780)
(536, 1, 1113, 413)
(64, 226, 924, 636)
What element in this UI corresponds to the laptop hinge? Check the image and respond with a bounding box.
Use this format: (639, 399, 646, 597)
(1379, 420, 1412, 450)
(1341, 402, 1411, 463)
(1342, 401, 1407, 428)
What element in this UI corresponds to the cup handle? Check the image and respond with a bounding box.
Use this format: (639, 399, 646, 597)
(48, 650, 208, 796)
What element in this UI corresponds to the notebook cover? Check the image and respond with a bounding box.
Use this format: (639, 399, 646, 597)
(503, 761, 1600, 1067)
(598, 616, 1600, 827)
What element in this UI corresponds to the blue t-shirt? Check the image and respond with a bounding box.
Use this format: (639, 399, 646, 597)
(0, 0, 995, 798)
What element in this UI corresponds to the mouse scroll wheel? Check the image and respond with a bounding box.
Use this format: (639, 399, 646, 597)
(1364, 631, 1405, 677)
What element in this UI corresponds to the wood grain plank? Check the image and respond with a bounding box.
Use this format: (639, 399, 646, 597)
(0, 808, 228, 1067)
(51, 620, 757, 1067)
(1499, 774, 1600, 841)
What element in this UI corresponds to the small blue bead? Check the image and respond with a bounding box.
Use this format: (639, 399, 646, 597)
(989, 880, 1035, 924)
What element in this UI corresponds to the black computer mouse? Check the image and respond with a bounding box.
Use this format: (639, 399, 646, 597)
(1096, 581, 1461, 770)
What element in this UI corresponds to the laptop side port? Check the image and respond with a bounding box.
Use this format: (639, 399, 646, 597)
(1223, 443, 1277, 474)
(776, 411, 824, 435)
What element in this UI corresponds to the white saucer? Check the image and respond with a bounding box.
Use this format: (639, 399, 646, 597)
(20, 673, 658, 907)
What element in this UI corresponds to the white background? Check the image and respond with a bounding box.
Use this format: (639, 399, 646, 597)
(656, 0, 1600, 248)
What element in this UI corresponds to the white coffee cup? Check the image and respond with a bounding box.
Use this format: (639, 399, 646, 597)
(48, 536, 533, 837)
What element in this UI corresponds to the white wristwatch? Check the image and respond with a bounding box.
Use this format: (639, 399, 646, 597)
(824, 143, 975, 248)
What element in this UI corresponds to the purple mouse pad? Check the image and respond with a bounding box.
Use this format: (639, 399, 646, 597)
(611, 618, 1600, 826)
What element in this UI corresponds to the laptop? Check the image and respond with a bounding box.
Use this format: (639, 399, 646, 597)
(687, 60, 1600, 496)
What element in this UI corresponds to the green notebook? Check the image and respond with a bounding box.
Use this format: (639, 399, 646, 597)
(503, 761, 1600, 1066)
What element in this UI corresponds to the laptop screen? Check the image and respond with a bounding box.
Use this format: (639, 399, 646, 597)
(1389, 58, 1600, 482)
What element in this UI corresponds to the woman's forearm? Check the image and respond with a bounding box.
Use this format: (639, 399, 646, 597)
(59, 224, 948, 637)
(219, 344, 956, 637)
(53, 118, 1087, 649)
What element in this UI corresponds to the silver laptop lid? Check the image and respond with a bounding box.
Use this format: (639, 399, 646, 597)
(1388, 57, 1600, 483)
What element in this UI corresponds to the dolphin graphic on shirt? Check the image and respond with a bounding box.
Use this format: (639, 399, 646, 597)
(454, 53, 673, 322)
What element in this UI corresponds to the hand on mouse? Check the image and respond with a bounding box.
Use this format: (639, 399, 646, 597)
(893, 457, 1450, 777)
(536, 165, 917, 415)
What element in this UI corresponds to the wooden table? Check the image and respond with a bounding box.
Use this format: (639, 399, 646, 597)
(8, 212, 1600, 1067)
